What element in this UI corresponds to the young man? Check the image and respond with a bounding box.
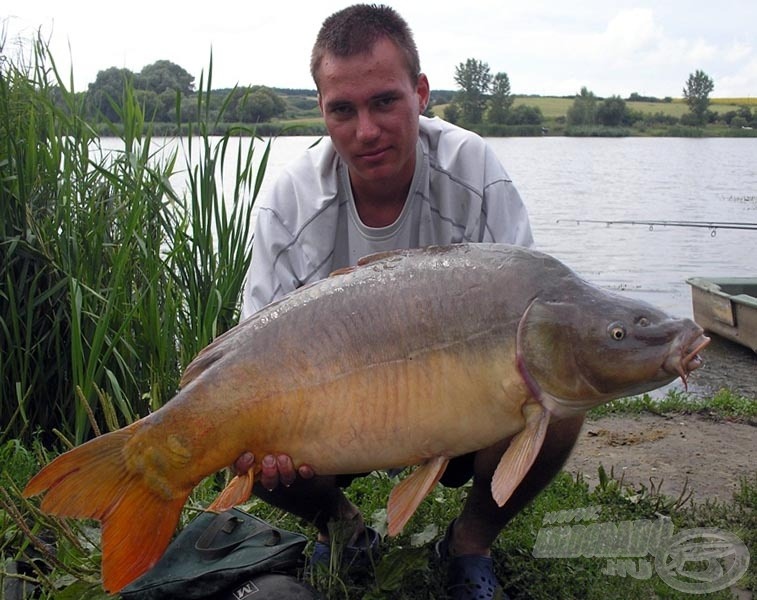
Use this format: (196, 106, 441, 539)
(236, 5, 584, 599)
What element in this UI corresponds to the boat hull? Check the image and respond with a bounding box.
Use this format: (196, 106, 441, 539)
(687, 277, 757, 353)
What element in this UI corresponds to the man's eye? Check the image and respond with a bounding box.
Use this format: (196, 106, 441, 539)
(331, 105, 353, 116)
(376, 97, 397, 108)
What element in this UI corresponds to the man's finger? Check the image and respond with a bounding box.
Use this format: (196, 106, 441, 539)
(276, 454, 297, 487)
(298, 464, 315, 479)
(233, 451, 255, 476)
(260, 454, 280, 490)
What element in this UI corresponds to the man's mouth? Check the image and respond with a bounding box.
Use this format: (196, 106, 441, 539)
(358, 147, 391, 161)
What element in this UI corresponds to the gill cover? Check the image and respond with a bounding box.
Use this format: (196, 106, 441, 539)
(516, 298, 596, 402)
(517, 290, 687, 408)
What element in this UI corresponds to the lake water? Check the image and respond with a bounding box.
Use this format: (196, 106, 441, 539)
(112, 135, 757, 397)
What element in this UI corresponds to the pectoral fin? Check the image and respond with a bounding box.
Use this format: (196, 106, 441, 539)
(208, 468, 254, 512)
(387, 456, 449, 536)
(491, 404, 550, 507)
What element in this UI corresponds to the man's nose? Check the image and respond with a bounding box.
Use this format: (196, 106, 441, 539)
(356, 110, 380, 142)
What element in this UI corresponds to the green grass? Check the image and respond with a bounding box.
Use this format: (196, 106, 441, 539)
(589, 388, 757, 422)
(511, 96, 573, 119)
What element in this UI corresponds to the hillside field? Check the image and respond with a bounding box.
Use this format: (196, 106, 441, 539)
(431, 96, 749, 119)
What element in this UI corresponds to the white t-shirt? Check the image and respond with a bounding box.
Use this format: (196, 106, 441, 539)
(240, 116, 534, 319)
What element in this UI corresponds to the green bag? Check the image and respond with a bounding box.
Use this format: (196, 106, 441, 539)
(120, 508, 309, 600)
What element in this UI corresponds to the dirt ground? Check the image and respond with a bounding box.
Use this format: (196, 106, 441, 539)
(565, 413, 756, 504)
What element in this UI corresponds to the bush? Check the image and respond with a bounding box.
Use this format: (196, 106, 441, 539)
(507, 104, 544, 126)
(731, 116, 747, 128)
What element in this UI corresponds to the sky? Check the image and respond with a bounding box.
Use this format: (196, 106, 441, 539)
(3, 1, 756, 99)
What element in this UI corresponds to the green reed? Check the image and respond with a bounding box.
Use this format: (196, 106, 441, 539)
(0, 35, 265, 445)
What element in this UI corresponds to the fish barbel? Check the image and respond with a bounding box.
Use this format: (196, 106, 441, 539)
(23, 243, 709, 592)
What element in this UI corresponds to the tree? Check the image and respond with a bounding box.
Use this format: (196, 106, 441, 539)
(597, 95, 628, 126)
(453, 58, 492, 124)
(86, 67, 134, 121)
(566, 86, 597, 126)
(137, 60, 195, 96)
(683, 70, 714, 125)
(134, 89, 161, 120)
(487, 72, 513, 124)
(232, 86, 287, 122)
(443, 103, 461, 125)
(158, 89, 179, 122)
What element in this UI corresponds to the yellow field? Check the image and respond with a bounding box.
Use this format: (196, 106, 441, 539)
(711, 97, 757, 106)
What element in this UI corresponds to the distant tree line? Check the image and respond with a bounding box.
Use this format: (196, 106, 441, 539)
(71, 58, 757, 134)
(563, 70, 722, 131)
(441, 61, 756, 134)
(84, 60, 288, 124)
(627, 92, 673, 103)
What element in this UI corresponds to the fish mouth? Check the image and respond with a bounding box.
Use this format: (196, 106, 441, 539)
(664, 327, 710, 390)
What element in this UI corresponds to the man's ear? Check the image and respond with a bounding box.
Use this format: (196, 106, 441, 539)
(416, 73, 430, 113)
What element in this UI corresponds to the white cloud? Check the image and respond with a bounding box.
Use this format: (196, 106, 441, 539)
(603, 8, 660, 53)
(725, 41, 752, 63)
(686, 39, 718, 62)
(717, 57, 757, 98)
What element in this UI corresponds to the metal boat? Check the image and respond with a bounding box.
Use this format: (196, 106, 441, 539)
(687, 277, 757, 353)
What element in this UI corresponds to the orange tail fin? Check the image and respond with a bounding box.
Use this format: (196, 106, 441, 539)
(23, 426, 190, 593)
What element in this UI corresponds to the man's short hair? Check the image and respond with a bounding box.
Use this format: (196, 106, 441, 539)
(310, 4, 421, 88)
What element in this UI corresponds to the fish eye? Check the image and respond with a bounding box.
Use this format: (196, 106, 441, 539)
(608, 322, 626, 340)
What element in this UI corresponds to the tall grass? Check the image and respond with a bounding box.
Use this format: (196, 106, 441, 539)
(0, 34, 266, 445)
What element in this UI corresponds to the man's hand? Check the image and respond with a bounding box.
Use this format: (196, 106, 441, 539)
(233, 452, 314, 490)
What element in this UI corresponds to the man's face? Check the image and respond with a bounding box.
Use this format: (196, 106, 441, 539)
(316, 38, 430, 192)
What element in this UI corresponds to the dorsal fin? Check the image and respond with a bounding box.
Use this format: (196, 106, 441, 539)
(179, 346, 224, 388)
(329, 249, 413, 278)
(357, 249, 410, 266)
(179, 321, 245, 388)
(329, 265, 358, 277)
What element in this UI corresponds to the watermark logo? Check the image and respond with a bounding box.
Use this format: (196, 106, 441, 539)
(533, 506, 750, 594)
(230, 580, 260, 599)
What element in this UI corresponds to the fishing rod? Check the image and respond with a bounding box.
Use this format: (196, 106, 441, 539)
(557, 219, 757, 236)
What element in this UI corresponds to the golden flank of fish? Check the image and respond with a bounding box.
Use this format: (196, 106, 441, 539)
(23, 244, 709, 593)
